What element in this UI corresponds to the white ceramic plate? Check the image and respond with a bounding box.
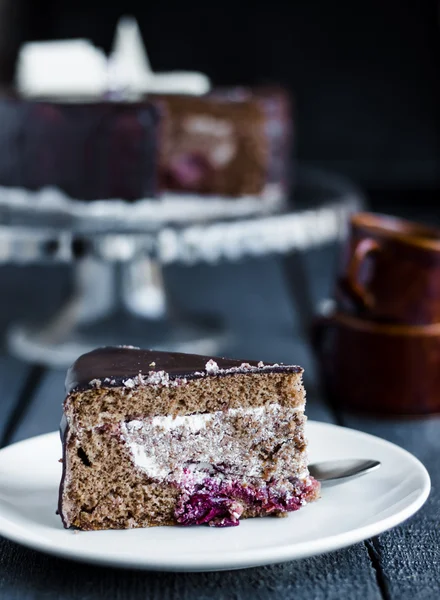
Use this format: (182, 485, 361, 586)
(0, 422, 430, 572)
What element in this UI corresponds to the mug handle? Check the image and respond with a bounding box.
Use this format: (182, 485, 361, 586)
(346, 238, 381, 308)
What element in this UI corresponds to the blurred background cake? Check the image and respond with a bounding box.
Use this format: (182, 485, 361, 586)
(153, 88, 290, 199)
(0, 96, 160, 201)
(0, 18, 292, 205)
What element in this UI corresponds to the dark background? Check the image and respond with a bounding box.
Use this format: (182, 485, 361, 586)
(0, 0, 439, 213)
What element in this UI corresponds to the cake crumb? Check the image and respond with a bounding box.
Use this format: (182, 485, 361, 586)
(150, 362, 156, 367)
(89, 378, 101, 388)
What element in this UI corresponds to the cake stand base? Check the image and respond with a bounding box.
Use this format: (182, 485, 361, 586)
(7, 257, 228, 368)
(7, 314, 227, 369)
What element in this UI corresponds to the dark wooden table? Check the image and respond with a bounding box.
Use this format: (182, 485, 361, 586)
(0, 246, 438, 600)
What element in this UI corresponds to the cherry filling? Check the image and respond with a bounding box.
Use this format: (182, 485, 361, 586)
(174, 493, 244, 527)
(174, 476, 319, 527)
(164, 153, 213, 189)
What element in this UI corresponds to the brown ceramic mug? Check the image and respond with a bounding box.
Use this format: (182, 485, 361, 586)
(336, 212, 440, 325)
(312, 306, 440, 416)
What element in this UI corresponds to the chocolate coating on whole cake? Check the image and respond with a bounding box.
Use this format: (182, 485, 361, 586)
(65, 347, 302, 393)
(0, 86, 291, 201)
(0, 96, 160, 201)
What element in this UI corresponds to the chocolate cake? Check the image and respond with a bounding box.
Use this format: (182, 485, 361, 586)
(59, 347, 319, 530)
(153, 87, 291, 198)
(0, 87, 290, 202)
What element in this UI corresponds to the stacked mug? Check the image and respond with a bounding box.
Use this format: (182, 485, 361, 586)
(313, 212, 440, 416)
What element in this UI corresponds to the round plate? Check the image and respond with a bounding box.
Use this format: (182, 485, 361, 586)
(0, 421, 430, 571)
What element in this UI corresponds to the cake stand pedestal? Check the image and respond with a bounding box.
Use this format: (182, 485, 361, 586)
(7, 257, 227, 367)
(0, 166, 365, 367)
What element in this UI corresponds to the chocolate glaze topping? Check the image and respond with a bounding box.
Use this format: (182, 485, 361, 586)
(65, 346, 302, 394)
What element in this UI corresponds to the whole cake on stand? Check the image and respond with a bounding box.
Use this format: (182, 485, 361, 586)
(0, 17, 291, 213)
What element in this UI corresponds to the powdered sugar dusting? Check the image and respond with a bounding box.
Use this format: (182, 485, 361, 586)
(120, 370, 188, 389)
(202, 360, 293, 378)
(123, 378, 136, 389)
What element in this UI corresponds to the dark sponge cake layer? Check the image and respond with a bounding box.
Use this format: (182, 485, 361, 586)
(65, 371, 305, 431)
(59, 348, 319, 530)
(61, 424, 180, 529)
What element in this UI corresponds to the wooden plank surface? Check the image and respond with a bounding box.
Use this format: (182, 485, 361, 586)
(0, 541, 381, 600)
(0, 355, 33, 446)
(340, 414, 440, 600)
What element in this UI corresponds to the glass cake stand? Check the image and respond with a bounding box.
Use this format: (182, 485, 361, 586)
(0, 166, 365, 367)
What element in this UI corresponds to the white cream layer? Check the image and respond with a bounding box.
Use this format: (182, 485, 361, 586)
(129, 406, 267, 433)
(120, 403, 307, 484)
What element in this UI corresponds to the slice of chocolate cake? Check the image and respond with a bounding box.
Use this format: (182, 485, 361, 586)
(59, 347, 319, 530)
